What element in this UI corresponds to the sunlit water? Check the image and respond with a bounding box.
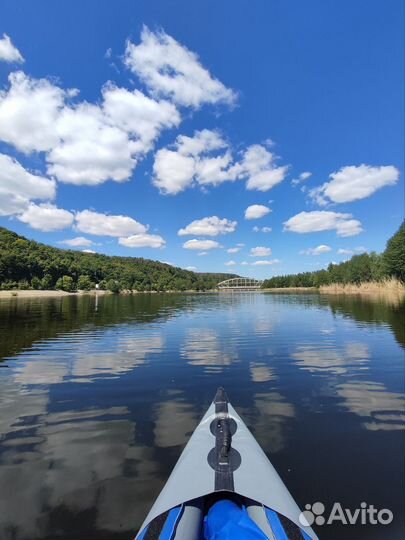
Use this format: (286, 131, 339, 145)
(0, 293, 404, 540)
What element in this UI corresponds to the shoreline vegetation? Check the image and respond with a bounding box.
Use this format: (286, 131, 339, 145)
(0, 221, 403, 298)
(2, 278, 404, 301)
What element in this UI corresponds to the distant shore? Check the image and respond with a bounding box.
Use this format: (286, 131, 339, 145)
(0, 290, 109, 299)
(1, 280, 404, 300)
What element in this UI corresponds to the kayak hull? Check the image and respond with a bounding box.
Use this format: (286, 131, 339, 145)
(136, 389, 318, 540)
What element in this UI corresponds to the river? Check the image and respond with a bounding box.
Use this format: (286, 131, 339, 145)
(0, 292, 404, 540)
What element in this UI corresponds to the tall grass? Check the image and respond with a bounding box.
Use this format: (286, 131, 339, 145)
(320, 278, 405, 304)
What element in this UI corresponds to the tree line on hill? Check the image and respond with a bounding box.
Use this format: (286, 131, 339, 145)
(262, 220, 405, 289)
(0, 227, 236, 292)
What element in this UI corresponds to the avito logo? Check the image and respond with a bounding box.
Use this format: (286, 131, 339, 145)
(299, 502, 393, 527)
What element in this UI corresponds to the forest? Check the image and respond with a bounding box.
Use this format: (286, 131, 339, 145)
(0, 227, 236, 292)
(262, 220, 405, 289)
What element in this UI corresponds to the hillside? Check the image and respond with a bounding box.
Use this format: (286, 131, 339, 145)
(262, 220, 405, 288)
(0, 228, 237, 292)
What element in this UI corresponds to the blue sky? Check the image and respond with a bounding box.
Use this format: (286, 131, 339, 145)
(0, 0, 403, 278)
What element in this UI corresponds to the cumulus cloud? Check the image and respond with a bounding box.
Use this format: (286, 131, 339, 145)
(47, 102, 137, 185)
(337, 247, 367, 255)
(0, 72, 66, 153)
(178, 216, 236, 236)
(75, 210, 147, 237)
(82, 249, 96, 254)
(250, 246, 272, 257)
(245, 204, 271, 220)
(182, 239, 221, 250)
(300, 245, 332, 255)
(18, 203, 74, 231)
(118, 233, 165, 248)
(310, 165, 399, 205)
(291, 171, 312, 186)
(186, 266, 197, 271)
(59, 237, 95, 247)
(227, 246, 242, 253)
(0, 34, 24, 63)
(153, 131, 288, 194)
(153, 129, 231, 194)
(251, 259, 280, 266)
(0, 70, 182, 186)
(102, 85, 180, 153)
(0, 153, 56, 216)
(124, 26, 236, 108)
(237, 145, 288, 191)
(284, 211, 363, 237)
(224, 260, 237, 266)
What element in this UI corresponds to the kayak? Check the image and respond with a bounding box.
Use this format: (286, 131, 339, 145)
(135, 388, 319, 540)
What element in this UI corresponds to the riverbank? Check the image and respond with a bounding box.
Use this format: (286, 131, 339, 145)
(0, 289, 219, 299)
(0, 290, 110, 299)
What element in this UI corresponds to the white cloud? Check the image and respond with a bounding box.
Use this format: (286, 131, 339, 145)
(250, 246, 272, 257)
(82, 249, 96, 254)
(284, 211, 363, 237)
(244, 204, 271, 220)
(291, 171, 312, 186)
(176, 129, 226, 155)
(18, 203, 74, 231)
(0, 72, 182, 186)
(118, 233, 165, 248)
(227, 246, 242, 253)
(153, 148, 196, 194)
(182, 239, 221, 250)
(153, 132, 288, 194)
(300, 244, 332, 255)
(198, 251, 208, 256)
(0, 72, 65, 153)
(310, 165, 399, 205)
(0, 34, 24, 63)
(59, 237, 95, 247)
(237, 145, 288, 192)
(102, 84, 180, 154)
(337, 246, 367, 255)
(75, 210, 147, 237)
(224, 260, 237, 266)
(261, 227, 272, 233)
(178, 216, 236, 236)
(124, 26, 236, 108)
(251, 259, 280, 266)
(153, 129, 230, 194)
(185, 266, 197, 271)
(0, 153, 56, 216)
(47, 102, 137, 185)
(240, 261, 249, 266)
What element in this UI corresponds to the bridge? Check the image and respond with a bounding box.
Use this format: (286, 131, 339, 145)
(217, 277, 263, 290)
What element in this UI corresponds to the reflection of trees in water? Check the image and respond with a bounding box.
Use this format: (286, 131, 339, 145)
(0, 294, 195, 362)
(264, 292, 405, 349)
(325, 294, 405, 349)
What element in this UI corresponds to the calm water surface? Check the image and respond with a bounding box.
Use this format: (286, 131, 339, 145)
(0, 293, 404, 540)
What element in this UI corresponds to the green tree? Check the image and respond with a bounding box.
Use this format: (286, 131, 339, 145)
(31, 276, 42, 289)
(56, 275, 75, 292)
(106, 279, 121, 293)
(383, 221, 405, 281)
(41, 274, 53, 289)
(77, 275, 92, 290)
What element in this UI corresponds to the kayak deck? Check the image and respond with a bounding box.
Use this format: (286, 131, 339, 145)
(135, 388, 318, 540)
(137, 495, 314, 540)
